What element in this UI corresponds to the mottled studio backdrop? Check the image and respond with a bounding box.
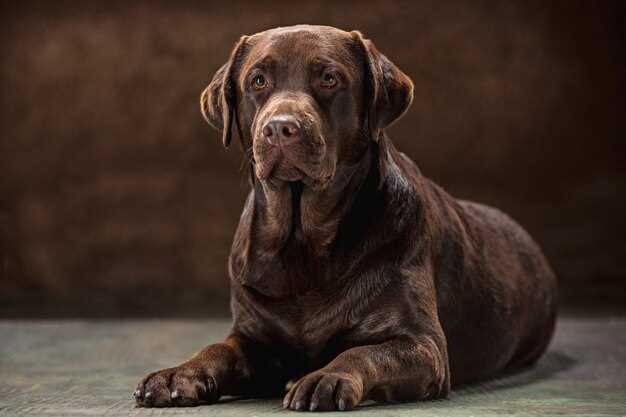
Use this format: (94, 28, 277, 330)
(1, 1, 625, 316)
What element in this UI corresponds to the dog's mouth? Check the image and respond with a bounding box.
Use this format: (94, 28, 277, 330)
(266, 150, 301, 178)
(253, 137, 330, 187)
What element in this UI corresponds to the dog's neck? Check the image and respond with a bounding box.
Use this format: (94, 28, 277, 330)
(253, 145, 373, 258)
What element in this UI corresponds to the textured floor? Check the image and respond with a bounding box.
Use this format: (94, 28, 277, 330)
(1, 316, 625, 417)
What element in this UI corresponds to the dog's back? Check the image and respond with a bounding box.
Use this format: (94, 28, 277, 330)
(428, 190, 558, 385)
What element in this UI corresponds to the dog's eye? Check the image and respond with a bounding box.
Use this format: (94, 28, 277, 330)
(252, 74, 267, 90)
(320, 72, 338, 89)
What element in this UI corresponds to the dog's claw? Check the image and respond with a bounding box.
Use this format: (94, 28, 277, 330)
(338, 398, 346, 411)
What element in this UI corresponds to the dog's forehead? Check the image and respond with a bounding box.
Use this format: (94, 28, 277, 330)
(245, 25, 357, 68)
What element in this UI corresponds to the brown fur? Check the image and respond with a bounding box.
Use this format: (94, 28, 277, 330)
(135, 25, 557, 411)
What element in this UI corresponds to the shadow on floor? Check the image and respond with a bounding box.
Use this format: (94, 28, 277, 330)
(455, 351, 576, 394)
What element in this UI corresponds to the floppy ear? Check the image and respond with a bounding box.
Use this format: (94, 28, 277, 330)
(351, 31, 414, 141)
(200, 35, 249, 148)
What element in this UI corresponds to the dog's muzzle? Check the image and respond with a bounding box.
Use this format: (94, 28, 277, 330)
(253, 110, 326, 184)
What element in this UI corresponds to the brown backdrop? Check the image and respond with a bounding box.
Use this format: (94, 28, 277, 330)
(1, 0, 625, 317)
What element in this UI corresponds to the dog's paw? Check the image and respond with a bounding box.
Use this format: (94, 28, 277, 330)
(283, 370, 363, 412)
(133, 363, 219, 407)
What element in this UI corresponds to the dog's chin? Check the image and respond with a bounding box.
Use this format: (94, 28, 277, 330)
(272, 163, 306, 183)
(262, 166, 315, 189)
(255, 159, 332, 190)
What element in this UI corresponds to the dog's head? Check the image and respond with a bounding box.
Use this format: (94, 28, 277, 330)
(201, 25, 413, 188)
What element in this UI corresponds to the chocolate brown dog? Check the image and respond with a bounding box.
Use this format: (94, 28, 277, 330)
(134, 25, 557, 411)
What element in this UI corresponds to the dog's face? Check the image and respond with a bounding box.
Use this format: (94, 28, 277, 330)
(201, 25, 414, 188)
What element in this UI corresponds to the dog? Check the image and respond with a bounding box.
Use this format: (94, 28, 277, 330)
(134, 25, 557, 411)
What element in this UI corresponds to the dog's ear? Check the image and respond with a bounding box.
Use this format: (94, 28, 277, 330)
(200, 35, 249, 148)
(351, 31, 414, 141)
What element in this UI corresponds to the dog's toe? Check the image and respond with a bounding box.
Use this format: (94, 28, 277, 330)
(284, 370, 362, 412)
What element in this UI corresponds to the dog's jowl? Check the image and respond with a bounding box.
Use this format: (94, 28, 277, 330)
(134, 25, 557, 411)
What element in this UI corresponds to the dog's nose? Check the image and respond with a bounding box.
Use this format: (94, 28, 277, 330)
(262, 116, 301, 144)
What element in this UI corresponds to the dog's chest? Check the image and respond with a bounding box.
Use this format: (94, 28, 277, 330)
(263, 294, 351, 362)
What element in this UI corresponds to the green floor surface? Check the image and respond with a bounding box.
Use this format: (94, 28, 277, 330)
(1, 316, 625, 416)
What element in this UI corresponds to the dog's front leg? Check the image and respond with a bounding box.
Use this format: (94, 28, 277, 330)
(134, 334, 284, 407)
(283, 334, 450, 411)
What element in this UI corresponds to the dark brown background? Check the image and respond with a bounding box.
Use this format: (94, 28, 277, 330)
(1, 1, 625, 317)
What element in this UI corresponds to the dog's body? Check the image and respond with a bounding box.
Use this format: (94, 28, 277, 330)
(134, 25, 557, 411)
